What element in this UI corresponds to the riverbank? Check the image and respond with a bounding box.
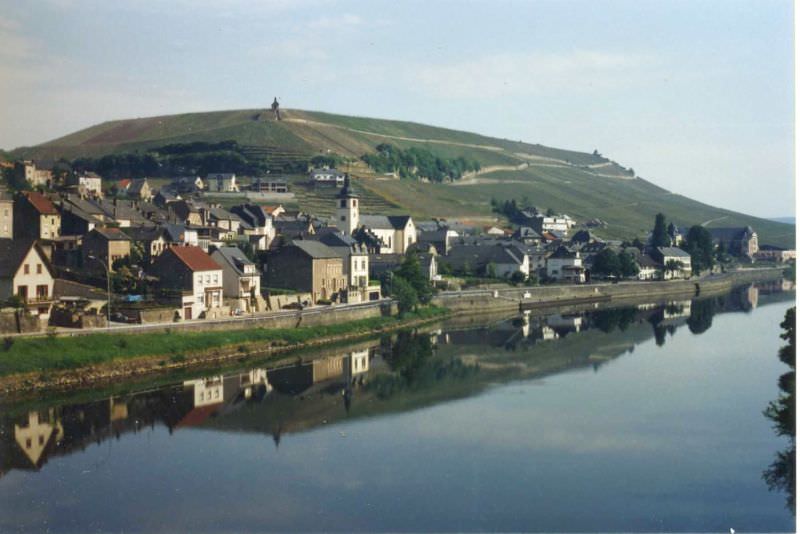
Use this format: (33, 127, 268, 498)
(0, 307, 448, 395)
(434, 267, 786, 316)
(0, 267, 787, 395)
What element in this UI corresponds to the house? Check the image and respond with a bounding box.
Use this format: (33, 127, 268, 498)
(162, 223, 199, 247)
(207, 207, 242, 234)
(625, 248, 661, 280)
(753, 245, 796, 263)
(707, 226, 759, 259)
(251, 177, 289, 193)
(444, 243, 529, 279)
(150, 246, 224, 320)
(417, 229, 459, 255)
(14, 192, 60, 240)
(169, 200, 206, 226)
(485, 226, 505, 236)
(67, 172, 103, 197)
(128, 178, 154, 202)
(654, 247, 692, 280)
(123, 226, 169, 263)
(265, 240, 347, 303)
(274, 217, 315, 240)
(205, 173, 239, 193)
(59, 195, 108, 235)
(569, 229, 599, 247)
(524, 208, 576, 236)
(0, 239, 55, 319)
(318, 231, 369, 289)
(154, 189, 181, 208)
(15, 160, 53, 188)
(210, 246, 265, 313)
(82, 227, 132, 272)
(0, 191, 12, 238)
(545, 246, 585, 283)
(230, 204, 276, 251)
(512, 226, 543, 244)
(310, 168, 346, 187)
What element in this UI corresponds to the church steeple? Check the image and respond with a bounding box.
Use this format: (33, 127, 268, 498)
(336, 174, 359, 234)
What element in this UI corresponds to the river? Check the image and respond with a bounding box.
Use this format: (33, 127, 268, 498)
(0, 282, 794, 532)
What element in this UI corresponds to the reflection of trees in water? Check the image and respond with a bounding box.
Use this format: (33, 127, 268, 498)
(687, 298, 718, 334)
(763, 307, 795, 514)
(591, 307, 637, 333)
(369, 331, 478, 399)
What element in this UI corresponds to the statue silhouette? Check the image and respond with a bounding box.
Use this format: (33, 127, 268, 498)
(271, 97, 281, 121)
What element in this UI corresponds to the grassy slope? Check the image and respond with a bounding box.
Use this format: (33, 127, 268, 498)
(11, 108, 794, 247)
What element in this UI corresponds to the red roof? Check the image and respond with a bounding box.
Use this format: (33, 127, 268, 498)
(118, 179, 132, 189)
(176, 403, 221, 428)
(168, 245, 221, 272)
(25, 191, 58, 215)
(262, 204, 282, 214)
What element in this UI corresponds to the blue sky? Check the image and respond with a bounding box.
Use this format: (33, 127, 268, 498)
(0, 0, 794, 217)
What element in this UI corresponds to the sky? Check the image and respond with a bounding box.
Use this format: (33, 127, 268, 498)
(0, 0, 794, 218)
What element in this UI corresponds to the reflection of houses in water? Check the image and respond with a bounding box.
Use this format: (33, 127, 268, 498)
(744, 285, 759, 310)
(539, 325, 559, 341)
(662, 300, 691, 321)
(13, 410, 63, 469)
(545, 313, 584, 335)
(185, 376, 225, 407)
(345, 349, 370, 383)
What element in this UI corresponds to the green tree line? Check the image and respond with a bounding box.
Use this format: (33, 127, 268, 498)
(361, 143, 480, 182)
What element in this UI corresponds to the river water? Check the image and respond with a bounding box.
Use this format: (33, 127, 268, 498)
(0, 283, 795, 532)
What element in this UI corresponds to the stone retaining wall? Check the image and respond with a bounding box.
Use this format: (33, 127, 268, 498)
(433, 268, 785, 315)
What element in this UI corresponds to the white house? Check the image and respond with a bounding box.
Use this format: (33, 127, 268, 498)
(310, 168, 346, 187)
(655, 247, 692, 280)
(546, 246, 585, 283)
(151, 245, 224, 320)
(0, 239, 56, 319)
(211, 246, 265, 313)
(205, 173, 239, 193)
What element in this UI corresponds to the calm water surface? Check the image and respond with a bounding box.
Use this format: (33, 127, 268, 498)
(0, 284, 795, 532)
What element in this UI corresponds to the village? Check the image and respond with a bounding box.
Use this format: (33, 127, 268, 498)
(0, 158, 794, 334)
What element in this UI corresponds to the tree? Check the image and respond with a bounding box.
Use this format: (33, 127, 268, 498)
(651, 213, 670, 248)
(763, 307, 796, 512)
(485, 262, 497, 279)
(592, 248, 621, 277)
(683, 225, 714, 275)
(618, 251, 640, 278)
(664, 259, 684, 278)
(392, 277, 417, 316)
(396, 253, 432, 304)
(509, 271, 526, 285)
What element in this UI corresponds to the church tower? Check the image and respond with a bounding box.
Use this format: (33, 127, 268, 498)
(336, 175, 359, 235)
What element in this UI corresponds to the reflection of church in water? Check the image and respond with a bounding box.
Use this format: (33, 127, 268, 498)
(1, 280, 792, 478)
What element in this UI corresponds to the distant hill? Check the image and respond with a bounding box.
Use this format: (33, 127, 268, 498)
(10, 108, 795, 248)
(769, 217, 795, 225)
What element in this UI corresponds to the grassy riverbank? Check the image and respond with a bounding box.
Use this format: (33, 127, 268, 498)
(0, 306, 448, 377)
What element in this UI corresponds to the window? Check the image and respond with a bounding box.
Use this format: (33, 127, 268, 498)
(340, 216, 346, 221)
(24, 264, 29, 275)
(36, 285, 48, 299)
(17, 285, 28, 299)
(36, 264, 42, 274)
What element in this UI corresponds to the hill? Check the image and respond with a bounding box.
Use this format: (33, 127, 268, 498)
(10, 108, 795, 248)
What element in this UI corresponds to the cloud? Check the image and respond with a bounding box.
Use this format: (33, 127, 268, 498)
(409, 50, 651, 99)
(307, 13, 363, 30)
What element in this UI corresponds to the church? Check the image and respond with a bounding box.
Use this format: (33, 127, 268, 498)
(334, 176, 417, 255)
